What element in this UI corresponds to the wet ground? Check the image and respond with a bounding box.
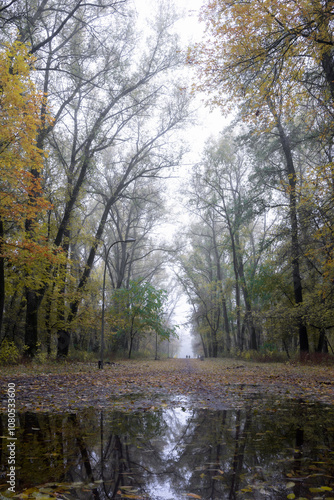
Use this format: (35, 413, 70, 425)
(1, 358, 334, 413)
(0, 359, 334, 499)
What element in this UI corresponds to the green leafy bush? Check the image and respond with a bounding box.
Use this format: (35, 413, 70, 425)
(33, 350, 48, 364)
(0, 339, 19, 365)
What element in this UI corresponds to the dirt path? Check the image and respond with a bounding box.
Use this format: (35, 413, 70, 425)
(1, 358, 334, 412)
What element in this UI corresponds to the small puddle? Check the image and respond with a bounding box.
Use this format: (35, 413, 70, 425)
(0, 398, 334, 499)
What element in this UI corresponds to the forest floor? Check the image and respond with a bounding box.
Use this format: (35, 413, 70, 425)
(1, 358, 334, 412)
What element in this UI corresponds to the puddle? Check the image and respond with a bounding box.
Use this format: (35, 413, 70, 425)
(0, 398, 334, 499)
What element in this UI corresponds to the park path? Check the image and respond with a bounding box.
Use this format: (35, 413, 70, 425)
(1, 358, 334, 412)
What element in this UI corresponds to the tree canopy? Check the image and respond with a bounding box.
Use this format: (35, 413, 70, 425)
(0, 40, 57, 341)
(109, 280, 178, 359)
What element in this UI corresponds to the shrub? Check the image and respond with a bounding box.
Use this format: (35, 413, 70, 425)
(32, 350, 49, 364)
(298, 352, 334, 365)
(0, 339, 19, 365)
(239, 349, 287, 363)
(67, 349, 97, 363)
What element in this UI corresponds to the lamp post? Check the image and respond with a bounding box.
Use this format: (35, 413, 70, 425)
(99, 238, 135, 369)
(155, 330, 158, 360)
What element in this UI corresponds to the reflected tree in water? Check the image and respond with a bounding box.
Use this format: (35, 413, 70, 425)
(1, 402, 334, 499)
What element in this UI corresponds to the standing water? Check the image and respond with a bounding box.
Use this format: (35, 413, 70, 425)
(0, 397, 334, 499)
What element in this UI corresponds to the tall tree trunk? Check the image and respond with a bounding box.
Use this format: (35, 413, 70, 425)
(213, 228, 231, 352)
(197, 320, 208, 357)
(57, 188, 121, 356)
(56, 230, 71, 358)
(24, 290, 39, 357)
(23, 68, 51, 356)
(234, 230, 257, 350)
(24, 181, 44, 357)
(230, 232, 242, 350)
(128, 334, 134, 359)
(271, 105, 309, 354)
(238, 265, 257, 350)
(222, 203, 243, 351)
(316, 328, 328, 353)
(45, 280, 56, 356)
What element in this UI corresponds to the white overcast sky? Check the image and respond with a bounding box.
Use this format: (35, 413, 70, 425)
(131, 0, 228, 356)
(132, 0, 228, 154)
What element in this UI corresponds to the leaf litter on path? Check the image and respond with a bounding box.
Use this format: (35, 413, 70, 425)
(1, 358, 334, 413)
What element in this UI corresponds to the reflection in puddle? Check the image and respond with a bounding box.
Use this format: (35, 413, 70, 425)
(0, 399, 334, 499)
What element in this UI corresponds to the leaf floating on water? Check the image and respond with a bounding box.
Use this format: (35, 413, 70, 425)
(182, 494, 202, 499)
(64, 482, 85, 488)
(15, 487, 40, 498)
(286, 482, 295, 488)
(287, 494, 295, 499)
(309, 486, 333, 493)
